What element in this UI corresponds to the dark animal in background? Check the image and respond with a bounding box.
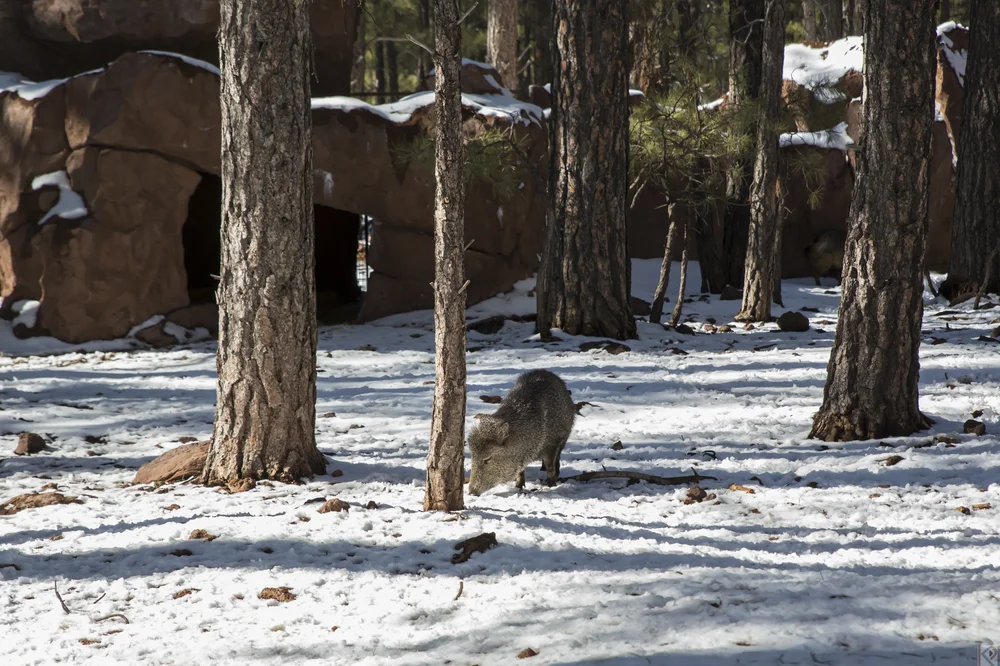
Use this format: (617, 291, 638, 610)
(467, 370, 575, 496)
(805, 229, 846, 285)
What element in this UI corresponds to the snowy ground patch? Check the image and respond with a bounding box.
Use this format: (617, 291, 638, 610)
(1, 261, 998, 665)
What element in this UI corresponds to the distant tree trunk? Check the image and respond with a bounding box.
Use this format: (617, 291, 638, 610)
(842, 0, 860, 35)
(387, 41, 400, 99)
(723, 0, 765, 289)
(538, 0, 636, 340)
(418, 0, 433, 80)
(802, 0, 818, 41)
(941, 0, 1000, 300)
(425, 0, 467, 512)
(375, 41, 386, 95)
(676, 0, 700, 62)
(819, 0, 843, 41)
(809, 0, 938, 442)
(531, 0, 553, 86)
(630, 0, 665, 94)
(351, 4, 367, 93)
(736, 0, 786, 322)
(204, 0, 325, 485)
(650, 202, 681, 324)
(488, 0, 519, 91)
(939, 0, 951, 22)
(669, 216, 690, 327)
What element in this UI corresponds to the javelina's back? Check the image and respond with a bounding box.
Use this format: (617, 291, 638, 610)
(494, 369, 575, 449)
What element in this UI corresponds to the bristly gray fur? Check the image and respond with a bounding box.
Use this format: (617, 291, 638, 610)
(467, 369, 575, 495)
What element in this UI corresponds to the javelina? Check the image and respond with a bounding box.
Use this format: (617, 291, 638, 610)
(467, 369, 575, 496)
(805, 229, 846, 285)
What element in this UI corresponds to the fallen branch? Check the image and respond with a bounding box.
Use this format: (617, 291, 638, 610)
(561, 469, 717, 486)
(54, 582, 72, 614)
(453, 580, 464, 601)
(94, 613, 130, 625)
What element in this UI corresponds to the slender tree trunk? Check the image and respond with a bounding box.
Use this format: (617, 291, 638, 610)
(375, 41, 386, 95)
(723, 0, 765, 289)
(939, 0, 951, 22)
(488, 0, 519, 91)
(773, 195, 785, 306)
(630, 0, 665, 94)
(204, 0, 324, 485)
(810, 0, 938, 442)
(940, 0, 1000, 300)
(538, 0, 636, 340)
(802, 0, 818, 41)
(650, 201, 681, 324)
(736, 0, 786, 322)
(351, 3, 367, 94)
(531, 0, 553, 86)
(842, 0, 859, 35)
(424, 0, 467, 512)
(387, 41, 400, 99)
(819, 0, 843, 41)
(670, 217, 690, 328)
(418, 0, 433, 81)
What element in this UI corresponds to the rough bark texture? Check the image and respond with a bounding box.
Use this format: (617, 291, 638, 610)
(487, 0, 519, 91)
(530, 0, 553, 89)
(386, 41, 400, 98)
(538, 0, 636, 340)
(723, 0, 765, 289)
(650, 203, 681, 324)
(630, 0, 666, 94)
(819, 0, 843, 41)
(802, 0, 818, 41)
(424, 0, 467, 512)
(736, 0, 786, 322)
(940, 0, 1000, 299)
(842, 0, 860, 35)
(204, 0, 325, 484)
(809, 0, 938, 442)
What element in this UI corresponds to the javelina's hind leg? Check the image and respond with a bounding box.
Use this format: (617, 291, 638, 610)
(516, 470, 525, 489)
(543, 439, 566, 486)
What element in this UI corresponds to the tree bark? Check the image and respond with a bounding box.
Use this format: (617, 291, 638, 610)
(487, 0, 519, 91)
(530, 0, 553, 87)
(802, 0, 818, 41)
(538, 0, 636, 340)
(669, 216, 690, 328)
(809, 0, 938, 442)
(350, 2, 367, 94)
(204, 0, 325, 485)
(940, 0, 1000, 300)
(375, 40, 386, 95)
(418, 0, 433, 81)
(424, 0, 467, 512)
(630, 0, 666, 94)
(819, 0, 843, 41)
(650, 201, 681, 324)
(842, 0, 860, 35)
(723, 0, 765, 289)
(736, 0, 786, 322)
(386, 41, 400, 99)
(939, 0, 951, 23)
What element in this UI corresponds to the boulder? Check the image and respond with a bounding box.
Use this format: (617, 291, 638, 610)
(777, 311, 810, 332)
(15, 432, 46, 455)
(132, 441, 209, 485)
(166, 304, 219, 336)
(0, 0, 357, 96)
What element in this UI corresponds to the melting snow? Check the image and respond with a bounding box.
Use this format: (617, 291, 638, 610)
(313, 90, 545, 128)
(783, 36, 863, 104)
(779, 122, 854, 151)
(138, 51, 221, 77)
(10, 300, 39, 329)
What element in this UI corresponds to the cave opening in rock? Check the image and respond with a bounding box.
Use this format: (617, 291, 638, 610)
(180, 175, 363, 322)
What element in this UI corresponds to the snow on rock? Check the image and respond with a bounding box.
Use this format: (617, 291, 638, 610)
(0, 68, 102, 101)
(11, 300, 39, 329)
(783, 36, 863, 103)
(137, 50, 221, 76)
(313, 90, 545, 128)
(779, 122, 854, 151)
(936, 23, 968, 87)
(31, 171, 89, 225)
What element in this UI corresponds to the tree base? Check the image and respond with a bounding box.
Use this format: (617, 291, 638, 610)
(809, 410, 934, 442)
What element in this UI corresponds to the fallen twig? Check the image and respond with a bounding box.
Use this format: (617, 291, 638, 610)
(561, 469, 717, 486)
(54, 582, 72, 614)
(454, 580, 464, 601)
(94, 613, 130, 625)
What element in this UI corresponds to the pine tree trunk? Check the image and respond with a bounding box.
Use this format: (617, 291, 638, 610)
(650, 202, 681, 324)
(204, 0, 324, 485)
(418, 0, 433, 82)
(809, 0, 938, 442)
(375, 41, 386, 95)
(537, 0, 636, 340)
(487, 0, 519, 91)
(802, 0, 818, 41)
(842, 0, 859, 35)
(819, 0, 843, 41)
(939, 0, 951, 22)
(387, 41, 400, 99)
(940, 0, 1000, 299)
(424, 0, 467, 512)
(669, 217, 690, 328)
(351, 4, 367, 94)
(531, 0, 553, 87)
(736, 0, 785, 322)
(723, 0, 765, 289)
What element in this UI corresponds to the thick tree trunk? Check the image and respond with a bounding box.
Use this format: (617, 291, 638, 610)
(538, 0, 636, 340)
(487, 0, 519, 91)
(940, 0, 1000, 300)
(204, 0, 324, 485)
(723, 0, 765, 289)
(809, 0, 938, 442)
(736, 0, 786, 322)
(630, 0, 666, 94)
(424, 0, 467, 512)
(350, 3, 366, 94)
(802, 0, 818, 41)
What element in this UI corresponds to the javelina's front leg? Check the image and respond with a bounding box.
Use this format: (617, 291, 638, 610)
(516, 470, 525, 489)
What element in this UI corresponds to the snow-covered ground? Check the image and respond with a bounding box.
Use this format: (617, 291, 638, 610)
(1, 260, 998, 665)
